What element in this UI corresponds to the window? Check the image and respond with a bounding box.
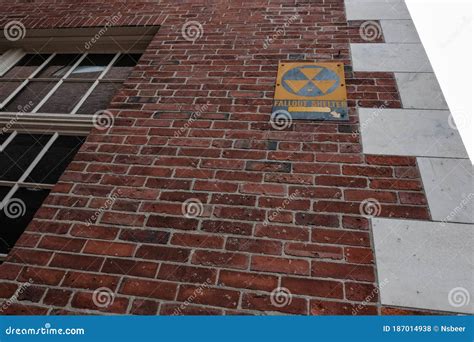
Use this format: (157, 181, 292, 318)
(0, 26, 158, 260)
(0, 52, 141, 115)
(0, 50, 142, 258)
(0, 132, 87, 254)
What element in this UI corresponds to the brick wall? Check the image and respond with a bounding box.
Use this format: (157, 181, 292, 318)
(0, 0, 431, 315)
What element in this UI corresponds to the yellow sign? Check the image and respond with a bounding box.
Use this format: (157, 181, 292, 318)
(272, 62, 348, 120)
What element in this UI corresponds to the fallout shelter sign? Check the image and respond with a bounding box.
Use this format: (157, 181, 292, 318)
(272, 62, 348, 121)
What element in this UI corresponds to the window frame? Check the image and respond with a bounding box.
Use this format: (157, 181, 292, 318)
(0, 50, 132, 135)
(0, 26, 158, 260)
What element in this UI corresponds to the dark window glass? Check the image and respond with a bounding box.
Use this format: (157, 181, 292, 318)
(0, 186, 9, 199)
(26, 135, 85, 184)
(0, 134, 53, 181)
(77, 82, 119, 114)
(38, 82, 92, 113)
(104, 54, 141, 79)
(0, 82, 20, 103)
(2, 54, 51, 79)
(0, 133, 10, 145)
(68, 54, 115, 79)
(3, 81, 55, 112)
(0, 187, 50, 254)
(35, 54, 81, 78)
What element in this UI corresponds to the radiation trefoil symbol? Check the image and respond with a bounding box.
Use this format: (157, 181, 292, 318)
(281, 65, 340, 97)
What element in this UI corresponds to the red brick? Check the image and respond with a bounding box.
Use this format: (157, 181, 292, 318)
(43, 289, 72, 307)
(210, 194, 256, 206)
(295, 213, 339, 227)
(119, 278, 177, 300)
(242, 293, 308, 314)
(399, 192, 427, 205)
(146, 215, 199, 230)
(84, 240, 136, 257)
(8, 249, 52, 266)
(316, 175, 367, 188)
(157, 264, 217, 284)
(0, 282, 18, 298)
(342, 165, 392, 177)
(344, 190, 397, 203)
(366, 155, 415, 166)
(50, 253, 103, 272)
(344, 247, 374, 264)
(177, 285, 240, 309)
(258, 197, 310, 210)
(284, 243, 343, 260)
(71, 292, 128, 314)
(130, 299, 159, 315)
(213, 206, 266, 221)
(136, 246, 190, 263)
(62, 271, 119, 290)
(226, 237, 282, 255)
(171, 233, 224, 249)
(251, 256, 309, 275)
(293, 163, 341, 175)
(201, 220, 253, 236)
(370, 179, 422, 190)
(240, 183, 286, 196)
(345, 282, 378, 302)
(102, 258, 158, 278)
(312, 261, 375, 282)
(289, 186, 342, 199)
(70, 224, 119, 240)
(194, 180, 238, 193)
(192, 251, 248, 270)
(342, 216, 370, 230)
(19, 267, 65, 286)
(218, 270, 278, 292)
(310, 300, 377, 315)
(282, 277, 344, 299)
(312, 228, 371, 247)
(255, 224, 310, 241)
(160, 304, 223, 315)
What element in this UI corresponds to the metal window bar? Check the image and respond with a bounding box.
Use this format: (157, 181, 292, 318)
(0, 53, 56, 152)
(71, 52, 121, 114)
(0, 52, 125, 210)
(0, 53, 57, 110)
(31, 53, 88, 113)
(0, 132, 59, 210)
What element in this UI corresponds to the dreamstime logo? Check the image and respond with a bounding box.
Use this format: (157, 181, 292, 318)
(264, 189, 300, 226)
(85, 189, 122, 227)
(0, 278, 34, 313)
(353, 103, 386, 138)
(181, 198, 204, 218)
(270, 109, 292, 130)
(93, 110, 115, 131)
(359, 21, 382, 41)
(174, 104, 209, 137)
(172, 278, 212, 315)
(263, 14, 300, 49)
(181, 21, 203, 42)
(1, 101, 34, 136)
(270, 287, 292, 308)
(441, 193, 473, 226)
(84, 12, 122, 50)
(2, 198, 26, 219)
(4, 20, 26, 41)
(447, 112, 469, 131)
(359, 198, 382, 218)
(448, 287, 470, 308)
(352, 278, 389, 315)
(92, 287, 115, 308)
